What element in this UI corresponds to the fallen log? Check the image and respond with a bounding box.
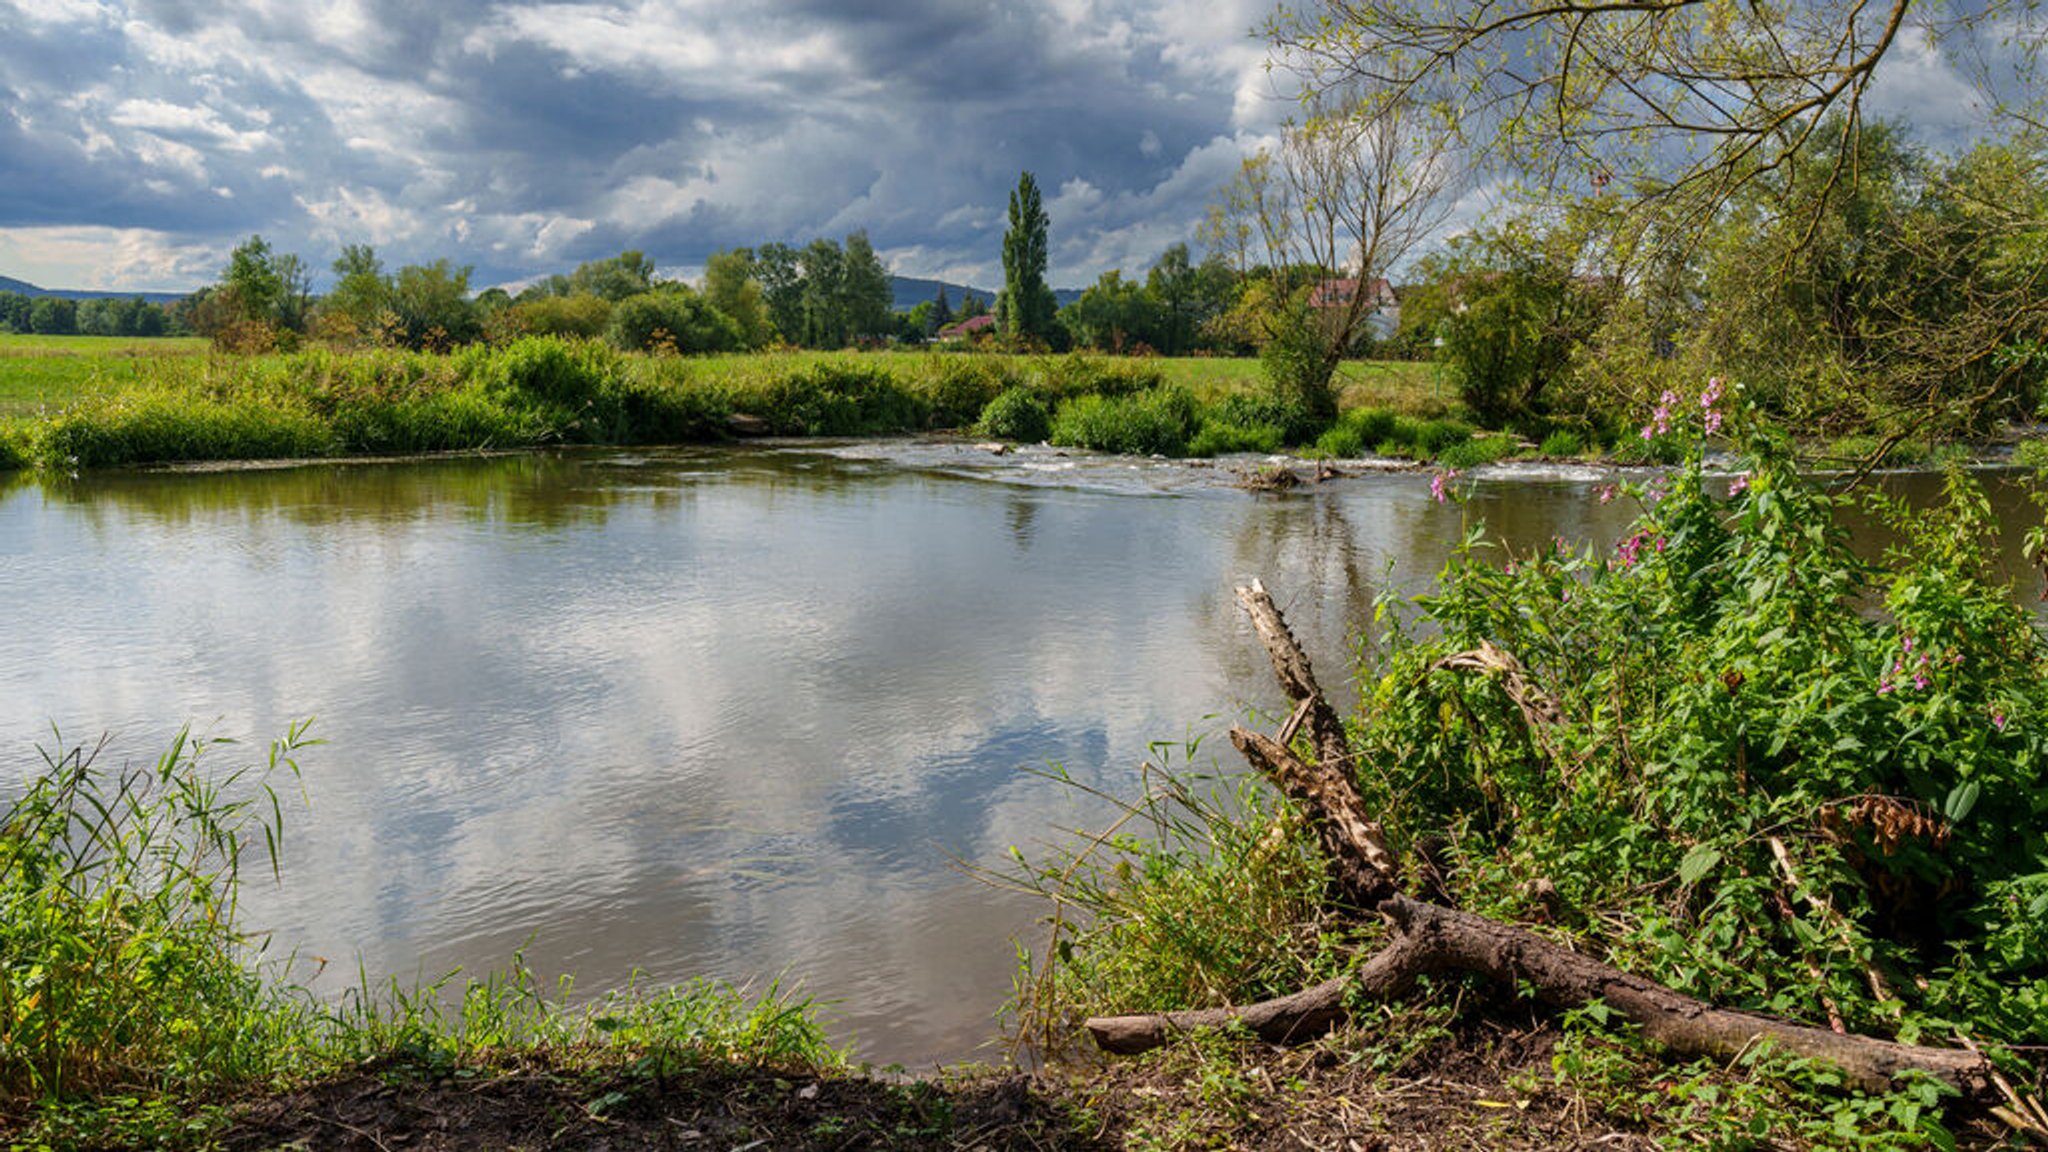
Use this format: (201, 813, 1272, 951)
(1086, 898, 1992, 1095)
(1082, 580, 2000, 1101)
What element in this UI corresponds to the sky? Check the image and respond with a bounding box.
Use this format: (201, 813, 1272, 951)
(0, 0, 2014, 296)
(0, 0, 1300, 294)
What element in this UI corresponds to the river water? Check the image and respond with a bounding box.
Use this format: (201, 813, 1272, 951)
(0, 442, 2034, 1066)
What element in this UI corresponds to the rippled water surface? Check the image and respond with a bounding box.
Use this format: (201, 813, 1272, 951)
(0, 443, 2031, 1065)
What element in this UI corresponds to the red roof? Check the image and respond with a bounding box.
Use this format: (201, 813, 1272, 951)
(938, 314, 997, 339)
(1308, 277, 1395, 310)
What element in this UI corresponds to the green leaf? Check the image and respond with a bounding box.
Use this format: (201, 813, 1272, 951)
(1942, 781, 1981, 824)
(1678, 844, 1722, 887)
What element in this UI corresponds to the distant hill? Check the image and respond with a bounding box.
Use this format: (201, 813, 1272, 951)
(889, 275, 1083, 312)
(0, 274, 186, 305)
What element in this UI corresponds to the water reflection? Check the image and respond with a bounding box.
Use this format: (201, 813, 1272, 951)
(0, 447, 2036, 1066)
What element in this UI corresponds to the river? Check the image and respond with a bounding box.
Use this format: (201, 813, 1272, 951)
(0, 441, 2035, 1066)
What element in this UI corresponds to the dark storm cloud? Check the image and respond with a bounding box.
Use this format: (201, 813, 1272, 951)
(0, 0, 1281, 290)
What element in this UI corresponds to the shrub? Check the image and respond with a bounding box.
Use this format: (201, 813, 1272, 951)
(1188, 418, 1285, 457)
(501, 294, 612, 340)
(487, 335, 620, 408)
(1034, 354, 1163, 402)
(1315, 407, 1403, 457)
(1204, 393, 1318, 447)
(1258, 298, 1340, 430)
(1538, 428, 1586, 457)
(975, 387, 1052, 443)
(1436, 432, 1519, 469)
(1026, 381, 2048, 1098)
(1359, 394, 2048, 1048)
(615, 358, 733, 443)
(1050, 387, 1200, 457)
(0, 423, 27, 471)
(35, 392, 337, 468)
(752, 362, 927, 436)
(1406, 417, 1474, 456)
(919, 356, 1018, 429)
(605, 291, 742, 355)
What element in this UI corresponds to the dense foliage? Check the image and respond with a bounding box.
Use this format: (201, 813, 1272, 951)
(1354, 389, 2048, 1049)
(1021, 387, 2047, 1144)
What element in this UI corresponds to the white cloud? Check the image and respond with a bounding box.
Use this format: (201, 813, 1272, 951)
(0, 225, 219, 289)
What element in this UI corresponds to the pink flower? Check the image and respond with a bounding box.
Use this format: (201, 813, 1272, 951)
(1993, 709, 2009, 731)
(1597, 485, 1616, 505)
(1431, 468, 1461, 503)
(1729, 474, 1750, 497)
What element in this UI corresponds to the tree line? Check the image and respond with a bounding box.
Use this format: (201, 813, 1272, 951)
(0, 292, 185, 338)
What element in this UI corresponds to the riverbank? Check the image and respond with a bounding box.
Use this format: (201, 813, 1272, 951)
(5, 335, 2043, 477)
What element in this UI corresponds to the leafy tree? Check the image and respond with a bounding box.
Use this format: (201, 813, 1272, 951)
(1213, 94, 1457, 425)
(1000, 171, 1058, 345)
(387, 260, 480, 350)
(606, 289, 743, 354)
(1266, 0, 2046, 431)
(568, 251, 658, 302)
(1434, 221, 1614, 428)
(223, 235, 285, 322)
(703, 248, 776, 349)
(1059, 270, 1159, 353)
(753, 242, 806, 342)
(839, 230, 894, 342)
(1145, 243, 1235, 356)
(1691, 125, 2048, 436)
(321, 243, 393, 341)
(0, 291, 30, 333)
(799, 238, 847, 348)
(500, 293, 612, 341)
(28, 297, 76, 335)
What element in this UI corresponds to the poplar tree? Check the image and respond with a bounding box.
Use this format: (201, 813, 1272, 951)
(1001, 171, 1058, 345)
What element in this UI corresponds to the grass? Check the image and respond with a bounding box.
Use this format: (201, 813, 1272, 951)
(0, 338, 1470, 472)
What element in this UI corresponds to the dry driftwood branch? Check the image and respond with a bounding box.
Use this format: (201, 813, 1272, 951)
(1083, 581, 1999, 1100)
(1235, 579, 1350, 773)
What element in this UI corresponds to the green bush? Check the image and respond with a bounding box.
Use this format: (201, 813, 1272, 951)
(328, 385, 531, 453)
(1034, 354, 1163, 402)
(974, 387, 1053, 443)
(615, 358, 733, 443)
(478, 335, 616, 407)
(1315, 407, 1403, 457)
(605, 291, 743, 355)
(1406, 417, 1474, 456)
(752, 362, 927, 436)
(36, 392, 337, 468)
(1188, 418, 1285, 457)
(1358, 405, 2048, 1047)
(1436, 432, 1519, 469)
(919, 356, 1019, 429)
(1026, 384, 2048, 1119)
(0, 423, 27, 471)
(1050, 387, 1200, 457)
(1538, 428, 1586, 457)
